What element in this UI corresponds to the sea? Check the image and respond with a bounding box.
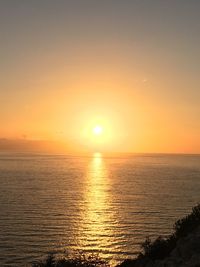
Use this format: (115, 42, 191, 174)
(0, 152, 200, 266)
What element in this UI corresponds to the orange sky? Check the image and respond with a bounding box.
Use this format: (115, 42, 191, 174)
(0, 1, 200, 153)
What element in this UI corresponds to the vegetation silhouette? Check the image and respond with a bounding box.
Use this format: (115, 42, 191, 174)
(32, 204, 200, 267)
(32, 252, 109, 267)
(119, 203, 200, 267)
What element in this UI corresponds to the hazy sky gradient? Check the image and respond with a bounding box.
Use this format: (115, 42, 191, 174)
(0, 0, 200, 153)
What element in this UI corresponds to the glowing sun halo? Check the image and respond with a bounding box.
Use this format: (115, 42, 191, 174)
(93, 125, 103, 135)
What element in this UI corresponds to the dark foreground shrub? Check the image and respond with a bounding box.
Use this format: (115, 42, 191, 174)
(174, 204, 200, 238)
(32, 252, 109, 267)
(141, 235, 176, 260)
(140, 203, 200, 261)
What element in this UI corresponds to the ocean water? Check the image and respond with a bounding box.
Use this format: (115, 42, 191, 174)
(0, 153, 200, 266)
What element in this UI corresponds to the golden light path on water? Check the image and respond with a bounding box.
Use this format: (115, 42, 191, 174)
(77, 153, 118, 265)
(1, 153, 200, 267)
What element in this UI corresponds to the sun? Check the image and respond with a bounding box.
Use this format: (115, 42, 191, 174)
(81, 119, 113, 150)
(93, 125, 103, 135)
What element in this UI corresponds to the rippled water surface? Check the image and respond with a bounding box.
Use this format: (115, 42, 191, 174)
(0, 153, 200, 266)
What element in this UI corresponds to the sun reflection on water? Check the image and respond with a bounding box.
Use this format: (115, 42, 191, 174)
(78, 153, 116, 261)
(87, 153, 108, 221)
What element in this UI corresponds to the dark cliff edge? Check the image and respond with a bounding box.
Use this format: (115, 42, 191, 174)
(32, 204, 200, 267)
(118, 204, 200, 267)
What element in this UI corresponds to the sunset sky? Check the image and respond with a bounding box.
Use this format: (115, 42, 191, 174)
(0, 1, 200, 153)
